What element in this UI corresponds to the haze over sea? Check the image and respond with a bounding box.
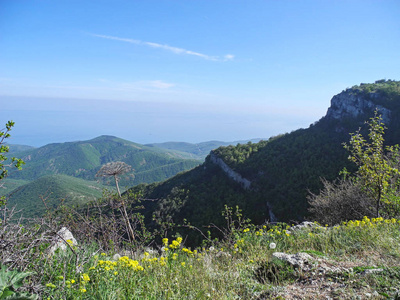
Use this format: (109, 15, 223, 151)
(1, 1, 399, 147)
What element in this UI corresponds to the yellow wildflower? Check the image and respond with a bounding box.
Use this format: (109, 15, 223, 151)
(81, 273, 90, 282)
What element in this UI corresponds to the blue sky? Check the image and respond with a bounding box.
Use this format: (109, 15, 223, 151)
(1, 0, 399, 146)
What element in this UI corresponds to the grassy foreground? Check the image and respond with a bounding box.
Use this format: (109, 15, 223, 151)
(33, 216, 400, 299)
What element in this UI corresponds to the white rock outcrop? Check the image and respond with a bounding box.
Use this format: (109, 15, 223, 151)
(272, 252, 314, 270)
(48, 227, 77, 254)
(326, 90, 391, 123)
(209, 152, 251, 190)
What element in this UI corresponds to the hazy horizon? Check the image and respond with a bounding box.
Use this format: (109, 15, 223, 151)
(1, 1, 399, 146)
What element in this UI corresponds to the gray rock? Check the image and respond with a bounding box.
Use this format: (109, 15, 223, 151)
(48, 227, 77, 255)
(290, 221, 319, 232)
(272, 252, 314, 270)
(326, 90, 391, 123)
(361, 268, 384, 275)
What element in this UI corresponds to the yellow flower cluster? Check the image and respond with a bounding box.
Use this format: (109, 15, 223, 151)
(160, 256, 167, 266)
(81, 273, 90, 283)
(162, 238, 168, 246)
(344, 216, 399, 228)
(97, 260, 117, 271)
(46, 273, 87, 294)
(161, 237, 183, 251)
(65, 279, 75, 288)
(181, 247, 199, 258)
(117, 256, 144, 271)
(233, 238, 245, 254)
(169, 237, 183, 249)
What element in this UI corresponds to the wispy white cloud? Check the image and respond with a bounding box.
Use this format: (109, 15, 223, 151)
(146, 80, 175, 89)
(117, 80, 175, 90)
(223, 54, 235, 61)
(91, 33, 234, 62)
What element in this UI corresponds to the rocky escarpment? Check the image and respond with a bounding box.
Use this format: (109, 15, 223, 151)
(326, 88, 391, 123)
(209, 152, 251, 190)
(209, 152, 277, 222)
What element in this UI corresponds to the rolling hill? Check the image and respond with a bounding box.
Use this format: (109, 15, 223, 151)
(2, 136, 202, 218)
(145, 139, 264, 160)
(6, 174, 107, 219)
(7, 135, 201, 186)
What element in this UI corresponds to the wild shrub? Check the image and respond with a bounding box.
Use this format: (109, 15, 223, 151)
(308, 178, 375, 225)
(309, 111, 400, 224)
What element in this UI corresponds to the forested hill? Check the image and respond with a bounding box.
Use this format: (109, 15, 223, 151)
(145, 138, 264, 160)
(7, 135, 201, 187)
(127, 80, 400, 241)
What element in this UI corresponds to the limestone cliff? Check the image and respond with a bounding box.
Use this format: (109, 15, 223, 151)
(209, 152, 277, 222)
(209, 152, 251, 190)
(326, 88, 391, 123)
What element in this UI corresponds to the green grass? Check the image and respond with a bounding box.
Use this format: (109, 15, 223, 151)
(27, 216, 400, 299)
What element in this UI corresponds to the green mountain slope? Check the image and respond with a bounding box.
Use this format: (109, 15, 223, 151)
(0, 178, 31, 197)
(7, 144, 36, 154)
(125, 80, 400, 242)
(6, 174, 107, 219)
(146, 139, 263, 160)
(8, 135, 201, 186)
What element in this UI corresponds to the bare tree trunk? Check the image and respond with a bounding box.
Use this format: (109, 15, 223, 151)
(120, 203, 135, 242)
(114, 175, 121, 197)
(113, 175, 135, 241)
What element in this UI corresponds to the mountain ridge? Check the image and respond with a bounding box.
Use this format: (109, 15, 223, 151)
(124, 80, 400, 243)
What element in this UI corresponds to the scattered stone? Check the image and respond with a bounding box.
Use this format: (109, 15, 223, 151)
(272, 252, 314, 270)
(289, 221, 319, 232)
(113, 253, 121, 261)
(144, 247, 158, 255)
(361, 268, 384, 275)
(215, 251, 231, 258)
(48, 227, 77, 255)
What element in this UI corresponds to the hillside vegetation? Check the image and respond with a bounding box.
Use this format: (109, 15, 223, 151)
(146, 138, 263, 160)
(2, 136, 201, 217)
(6, 174, 106, 218)
(2, 80, 400, 299)
(8, 135, 201, 186)
(4, 204, 400, 299)
(123, 80, 400, 243)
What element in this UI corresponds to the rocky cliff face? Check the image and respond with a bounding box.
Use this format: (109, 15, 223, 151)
(326, 89, 391, 123)
(209, 152, 251, 190)
(209, 152, 277, 222)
